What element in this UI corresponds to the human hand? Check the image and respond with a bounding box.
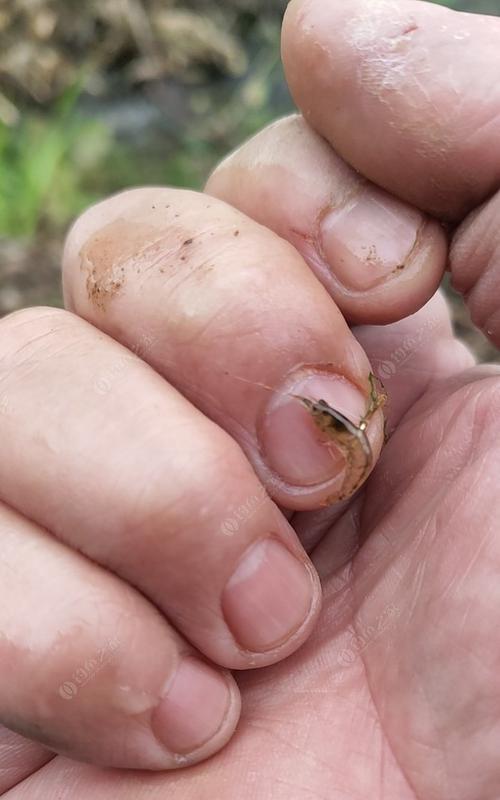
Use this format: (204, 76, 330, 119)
(0, 72, 440, 782)
(3, 0, 500, 797)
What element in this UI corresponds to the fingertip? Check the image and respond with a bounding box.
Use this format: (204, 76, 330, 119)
(314, 191, 447, 325)
(282, 0, 500, 220)
(221, 537, 322, 657)
(208, 115, 447, 325)
(152, 658, 241, 766)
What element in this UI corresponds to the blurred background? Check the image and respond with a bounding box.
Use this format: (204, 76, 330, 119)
(0, 0, 499, 359)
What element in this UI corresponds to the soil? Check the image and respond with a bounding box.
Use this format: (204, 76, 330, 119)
(0, 237, 63, 315)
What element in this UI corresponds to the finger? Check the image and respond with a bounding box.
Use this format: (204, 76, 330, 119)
(0, 307, 320, 669)
(11, 377, 500, 799)
(0, 502, 239, 770)
(63, 187, 385, 509)
(206, 115, 447, 325)
(294, 290, 475, 554)
(282, 0, 500, 221)
(450, 189, 500, 348)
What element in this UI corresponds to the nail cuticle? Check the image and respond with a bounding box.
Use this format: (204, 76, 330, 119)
(229, 559, 321, 659)
(255, 367, 385, 505)
(313, 188, 424, 293)
(258, 368, 372, 487)
(152, 656, 235, 757)
(221, 536, 320, 655)
(167, 669, 235, 757)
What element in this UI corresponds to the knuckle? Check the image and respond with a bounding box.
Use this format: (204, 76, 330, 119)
(0, 306, 74, 361)
(0, 304, 64, 333)
(63, 188, 164, 262)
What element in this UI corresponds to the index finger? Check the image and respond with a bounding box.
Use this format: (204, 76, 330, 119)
(283, 0, 500, 221)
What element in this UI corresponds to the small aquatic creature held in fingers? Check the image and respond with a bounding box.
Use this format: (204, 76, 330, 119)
(296, 373, 387, 501)
(226, 369, 386, 501)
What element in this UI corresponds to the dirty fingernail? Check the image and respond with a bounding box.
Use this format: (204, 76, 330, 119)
(222, 537, 317, 652)
(259, 371, 367, 487)
(153, 657, 232, 755)
(320, 187, 423, 291)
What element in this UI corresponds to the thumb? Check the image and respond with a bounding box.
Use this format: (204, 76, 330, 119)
(283, 0, 500, 221)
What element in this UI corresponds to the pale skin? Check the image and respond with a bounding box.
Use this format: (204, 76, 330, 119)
(3, 0, 500, 797)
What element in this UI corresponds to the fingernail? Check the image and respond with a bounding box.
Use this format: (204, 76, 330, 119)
(260, 371, 367, 486)
(320, 187, 422, 291)
(222, 538, 316, 652)
(153, 657, 231, 754)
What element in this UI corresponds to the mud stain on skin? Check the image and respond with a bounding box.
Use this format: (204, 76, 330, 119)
(79, 218, 162, 311)
(79, 213, 236, 310)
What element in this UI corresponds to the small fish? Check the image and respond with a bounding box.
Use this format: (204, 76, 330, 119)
(296, 374, 387, 501)
(226, 369, 387, 502)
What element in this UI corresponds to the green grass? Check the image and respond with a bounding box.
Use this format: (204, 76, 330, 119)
(0, 108, 239, 239)
(0, 76, 281, 240)
(0, 85, 113, 239)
